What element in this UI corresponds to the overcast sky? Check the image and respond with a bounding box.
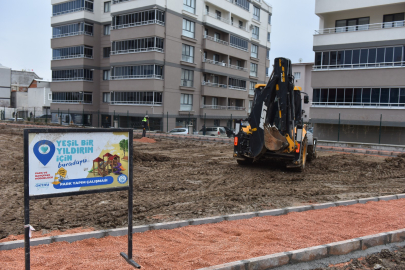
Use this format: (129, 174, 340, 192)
(0, 0, 318, 81)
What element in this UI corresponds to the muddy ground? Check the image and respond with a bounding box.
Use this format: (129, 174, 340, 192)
(316, 246, 405, 270)
(1, 125, 405, 239)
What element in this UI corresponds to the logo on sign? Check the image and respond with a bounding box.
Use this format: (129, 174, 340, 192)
(35, 183, 50, 190)
(33, 140, 56, 166)
(117, 174, 128, 184)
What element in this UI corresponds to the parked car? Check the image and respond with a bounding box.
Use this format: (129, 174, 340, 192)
(168, 128, 189, 135)
(221, 126, 234, 138)
(35, 114, 52, 119)
(7, 118, 24, 122)
(198, 127, 227, 137)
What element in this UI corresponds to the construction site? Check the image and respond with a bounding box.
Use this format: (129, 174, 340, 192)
(0, 123, 405, 269)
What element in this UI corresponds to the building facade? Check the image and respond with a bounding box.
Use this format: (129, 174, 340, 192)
(0, 64, 11, 108)
(312, 0, 405, 145)
(291, 62, 313, 124)
(50, 0, 272, 130)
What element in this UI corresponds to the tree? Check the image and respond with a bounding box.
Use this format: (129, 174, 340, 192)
(119, 139, 129, 157)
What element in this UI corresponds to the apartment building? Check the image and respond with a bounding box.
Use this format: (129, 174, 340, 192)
(312, 0, 405, 145)
(50, 0, 272, 130)
(0, 64, 11, 108)
(291, 62, 313, 124)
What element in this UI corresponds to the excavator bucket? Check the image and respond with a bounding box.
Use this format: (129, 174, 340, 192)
(263, 125, 288, 151)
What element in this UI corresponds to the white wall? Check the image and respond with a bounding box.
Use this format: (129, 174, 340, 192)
(315, 0, 405, 15)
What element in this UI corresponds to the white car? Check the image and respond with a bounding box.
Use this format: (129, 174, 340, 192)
(168, 128, 189, 135)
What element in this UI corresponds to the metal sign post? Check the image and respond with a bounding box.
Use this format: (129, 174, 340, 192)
(23, 128, 140, 269)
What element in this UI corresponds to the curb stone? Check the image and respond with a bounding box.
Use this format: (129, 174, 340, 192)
(1, 195, 404, 252)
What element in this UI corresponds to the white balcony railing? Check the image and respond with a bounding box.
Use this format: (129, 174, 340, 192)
(52, 54, 93, 60)
(204, 35, 229, 46)
(180, 104, 193, 111)
(111, 20, 164, 30)
(315, 20, 405, 35)
(111, 47, 163, 55)
(313, 61, 405, 70)
(228, 85, 247, 91)
(227, 106, 246, 110)
(229, 64, 247, 72)
(181, 55, 194, 63)
(110, 74, 163, 80)
(181, 79, 193, 87)
(205, 12, 248, 32)
(225, 0, 250, 11)
(52, 78, 93, 82)
(201, 105, 227, 110)
(52, 31, 93, 39)
(203, 58, 228, 67)
(202, 81, 227, 88)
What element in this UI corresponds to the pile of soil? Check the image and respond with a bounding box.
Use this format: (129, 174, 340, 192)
(317, 247, 405, 270)
(133, 137, 156, 143)
(1, 125, 405, 240)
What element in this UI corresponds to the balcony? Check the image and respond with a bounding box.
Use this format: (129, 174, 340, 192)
(315, 0, 402, 15)
(314, 21, 405, 47)
(205, 0, 250, 19)
(111, 0, 166, 14)
(203, 12, 250, 38)
(203, 35, 249, 59)
(202, 82, 248, 99)
(109, 79, 164, 91)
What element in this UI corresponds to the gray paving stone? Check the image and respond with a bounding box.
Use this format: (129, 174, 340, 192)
(227, 212, 257, 221)
(150, 221, 190, 230)
(290, 246, 328, 263)
(256, 209, 285, 217)
(246, 253, 290, 270)
(285, 205, 313, 213)
(0, 240, 24, 251)
(335, 200, 358, 206)
(190, 216, 225, 226)
(358, 197, 379, 204)
(396, 194, 405, 199)
(378, 195, 397, 201)
(327, 239, 361, 255)
(360, 233, 388, 250)
(390, 229, 405, 243)
(53, 231, 105, 243)
(132, 225, 150, 233)
(106, 228, 128, 237)
(312, 202, 336, 210)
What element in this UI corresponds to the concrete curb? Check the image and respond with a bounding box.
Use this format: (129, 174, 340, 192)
(197, 229, 405, 270)
(0, 194, 404, 252)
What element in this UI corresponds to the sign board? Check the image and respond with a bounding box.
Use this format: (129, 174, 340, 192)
(28, 131, 130, 197)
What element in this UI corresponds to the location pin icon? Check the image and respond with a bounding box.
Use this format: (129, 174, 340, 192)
(33, 140, 56, 166)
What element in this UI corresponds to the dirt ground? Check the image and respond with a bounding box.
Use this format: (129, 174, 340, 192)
(317, 246, 405, 270)
(1, 125, 405, 240)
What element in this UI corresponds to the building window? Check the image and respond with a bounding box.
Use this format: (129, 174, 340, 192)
(266, 67, 269, 76)
(111, 65, 163, 79)
(248, 100, 253, 113)
(183, 0, 195, 14)
(53, 45, 93, 60)
(249, 82, 256, 95)
(314, 45, 405, 69)
(252, 26, 259, 40)
(104, 1, 111, 12)
(267, 49, 270, 59)
(294, 72, 301, 79)
(48, 93, 52, 100)
(214, 119, 220, 126)
(103, 93, 111, 103)
(229, 78, 246, 90)
(110, 92, 162, 105)
(383, 13, 405, 28)
(182, 44, 194, 63)
(53, 0, 94, 16)
(52, 69, 93, 81)
(312, 88, 405, 107)
(230, 35, 248, 51)
(112, 9, 165, 30)
(52, 92, 93, 104)
(181, 69, 194, 87)
(234, 0, 249, 11)
(111, 37, 164, 54)
(182, 19, 195, 38)
(180, 94, 193, 111)
(205, 5, 209, 14)
(335, 17, 370, 32)
(103, 70, 111, 81)
(104, 24, 111, 35)
(52, 22, 93, 38)
(251, 44, 258, 58)
(268, 13, 272, 24)
(267, 32, 270, 42)
(250, 63, 258, 77)
(103, 47, 111, 58)
(253, 6, 260, 21)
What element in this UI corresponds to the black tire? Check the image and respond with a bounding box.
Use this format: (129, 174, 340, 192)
(236, 158, 253, 165)
(307, 143, 317, 162)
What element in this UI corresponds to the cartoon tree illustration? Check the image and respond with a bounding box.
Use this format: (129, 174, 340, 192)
(119, 139, 129, 157)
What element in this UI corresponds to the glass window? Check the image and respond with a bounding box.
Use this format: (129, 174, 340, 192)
(228, 78, 246, 89)
(250, 63, 258, 77)
(182, 44, 194, 63)
(181, 69, 194, 87)
(383, 13, 405, 28)
(335, 17, 370, 32)
(360, 49, 368, 64)
(320, 89, 328, 103)
(336, 88, 344, 104)
(112, 10, 165, 29)
(111, 65, 163, 79)
(368, 48, 376, 65)
(253, 6, 260, 21)
(266, 49, 270, 59)
(353, 88, 362, 104)
(104, 24, 111, 35)
(268, 13, 272, 24)
(112, 37, 164, 54)
(234, 0, 249, 11)
(251, 44, 258, 58)
(376, 48, 385, 63)
(313, 89, 320, 103)
(267, 32, 270, 42)
(400, 88, 405, 105)
(352, 49, 360, 65)
(180, 94, 193, 111)
(52, 22, 93, 38)
(344, 50, 352, 68)
(103, 70, 110, 81)
(385, 47, 394, 64)
(371, 88, 380, 105)
(230, 35, 248, 51)
(294, 72, 301, 79)
(53, 0, 94, 16)
(345, 88, 353, 104)
(182, 19, 195, 38)
(337, 51, 344, 66)
(330, 51, 337, 66)
(52, 45, 93, 60)
(362, 88, 371, 105)
(328, 89, 336, 104)
(103, 47, 111, 58)
(104, 1, 111, 13)
(394, 46, 403, 65)
(390, 88, 399, 104)
(52, 69, 93, 81)
(322, 52, 329, 68)
(103, 93, 110, 103)
(183, 0, 195, 14)
(252, 26, 259, 39)
(315, 52, 322, 66)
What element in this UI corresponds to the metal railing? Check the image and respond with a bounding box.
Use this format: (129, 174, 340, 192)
(228, 85, 247, 91)
(229, 44, 248, 52)
(183, 5, 195, 14)
(112, 0, 132, 4)
(250, 71, 258, 77)
(312, 102, 405, 108)
(53, 7, 93, 16)
(111, 20, 165, 30)
(225, 0, 250, 11)
(110, 74, 163, 80)
(204, 35, 229, 46)
(203, 58, 228, 67)
(229, 64, 247, 71)
(201, 105, 227, 110)
(110, 101, 162, 105)
(205, 12, 248, 32)
(227, 106, 246, 110)
(202, 81, 227, 88)
(52, 100, 92, 104)
(111, 47, 163, 55)
(52, 31, 93, 39)
(52, 54, 93, 60)
(52, 78, 93, 82)
(249, 89, 255, 96)
(315, 20, 405, 35)
(180, 104, 193, 111)
(313, 61, 405, 70)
